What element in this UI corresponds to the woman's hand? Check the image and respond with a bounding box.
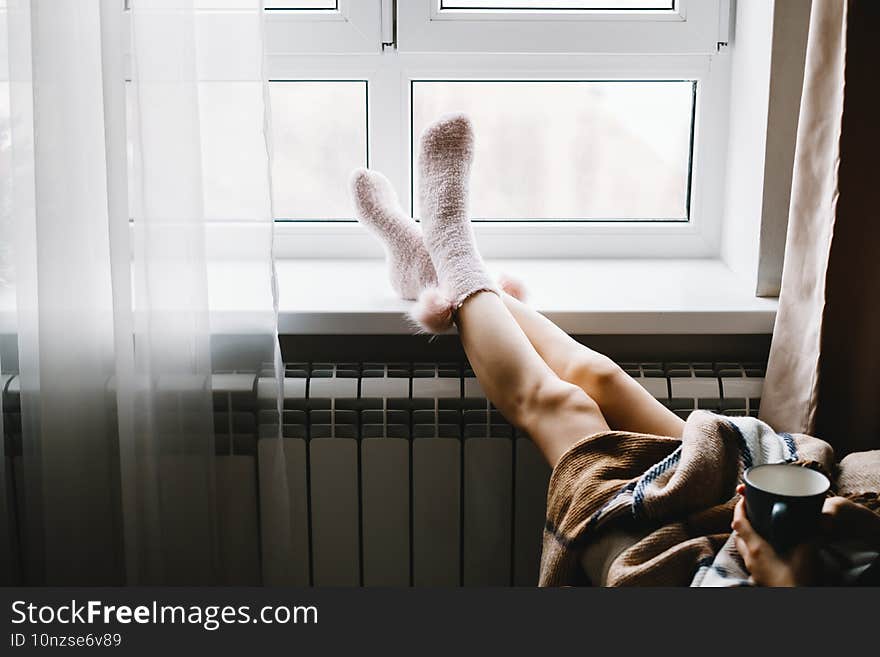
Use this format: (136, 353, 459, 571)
(820, 496, 880, 543)
(731, 484, 818, 586)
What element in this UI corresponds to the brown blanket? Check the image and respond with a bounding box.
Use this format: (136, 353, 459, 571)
(539, 410, 879, 586)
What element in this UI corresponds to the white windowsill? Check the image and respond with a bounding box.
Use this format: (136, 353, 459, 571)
(0, 259, 778, 337)
(267, 258, 778, 335)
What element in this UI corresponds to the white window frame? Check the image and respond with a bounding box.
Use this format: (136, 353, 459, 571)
(268, 48, 729, 259)
(398, 0, 724, 54)
(148, 1, 734, 260)
(265, 0, 383, 54)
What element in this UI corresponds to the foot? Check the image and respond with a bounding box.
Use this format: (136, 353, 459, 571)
(350, 168, 437, 300)
(417, 113, 497, 310)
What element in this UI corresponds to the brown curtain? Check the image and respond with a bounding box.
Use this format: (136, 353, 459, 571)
(760, 0, 880, 456)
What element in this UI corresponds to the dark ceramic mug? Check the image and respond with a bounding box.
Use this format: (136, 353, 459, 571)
(742, 463, 830, 554)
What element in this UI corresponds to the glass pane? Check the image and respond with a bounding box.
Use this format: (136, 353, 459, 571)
(265, 1, 338, 10)
(200, 82, 272, 221)
(128, 81, 274, 223)
(440, 0, 674, 9)
(411, 80, 694, 221)
(270, 81, 368, 220)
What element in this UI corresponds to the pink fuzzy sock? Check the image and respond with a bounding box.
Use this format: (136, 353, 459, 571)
(351, 168, 438, 300)
(412, 114, 497, 332)
(351, 166, 525, 314)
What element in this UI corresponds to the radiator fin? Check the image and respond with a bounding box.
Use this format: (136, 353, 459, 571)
(0, 359, 765, 586)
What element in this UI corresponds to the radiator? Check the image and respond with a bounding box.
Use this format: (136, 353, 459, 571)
(2, 359, 765, 586)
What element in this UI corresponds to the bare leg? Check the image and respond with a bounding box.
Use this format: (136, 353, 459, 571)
(501, 293, 684, 438)
(414, 114, 610, 466)
(457, 292, 610, 466)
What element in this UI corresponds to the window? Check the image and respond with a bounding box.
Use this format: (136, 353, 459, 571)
(399, 0, 724, 54)
(195, 1, 732, 257)
(266, 1, 338, 9)
(438, 1, 674, 11)
(264, 0, 382, 54)
(410, 80, 695, 221)
(270, 81, 368, 220)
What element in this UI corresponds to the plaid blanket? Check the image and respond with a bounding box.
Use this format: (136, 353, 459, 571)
(539, 410, 880, 587)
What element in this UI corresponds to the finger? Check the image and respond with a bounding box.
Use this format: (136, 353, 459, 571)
(731, 497, 743, 529)
(732, 499, 755, 539)
(790, 542, 813, 564)
(820, 507, 835, 535)
(734, 536, 752, 569)
(821, 497, 847, 535)
(822, 496, 839, 512)
(735, 484, 745, 495)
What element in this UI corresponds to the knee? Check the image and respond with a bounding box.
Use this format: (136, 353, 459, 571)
(564, 351, 625, 398)
(516, 378, 600, 434)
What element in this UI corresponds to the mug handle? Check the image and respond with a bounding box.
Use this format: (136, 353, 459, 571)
(770, 501, 790, 551)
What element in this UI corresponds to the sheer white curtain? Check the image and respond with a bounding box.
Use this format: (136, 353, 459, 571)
(0, 0, 287, 585)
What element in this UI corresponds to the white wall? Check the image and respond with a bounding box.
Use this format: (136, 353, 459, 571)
(719, 0, 774, 292)
(757, 0, 811, 296)
(720, 0, 812, 296)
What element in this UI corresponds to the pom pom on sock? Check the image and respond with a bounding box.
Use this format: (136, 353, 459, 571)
(498, 273, 527, 303)
(409, 286, 455, 333)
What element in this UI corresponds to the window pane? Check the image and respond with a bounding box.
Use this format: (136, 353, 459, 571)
(127, 81, 273, 223)
(270, 81, 367, 220)
(411, 80, 694, 221)
(440, 0, 674, 10)
(265, 1, 338, 10)
(200, 82, 272, 221)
